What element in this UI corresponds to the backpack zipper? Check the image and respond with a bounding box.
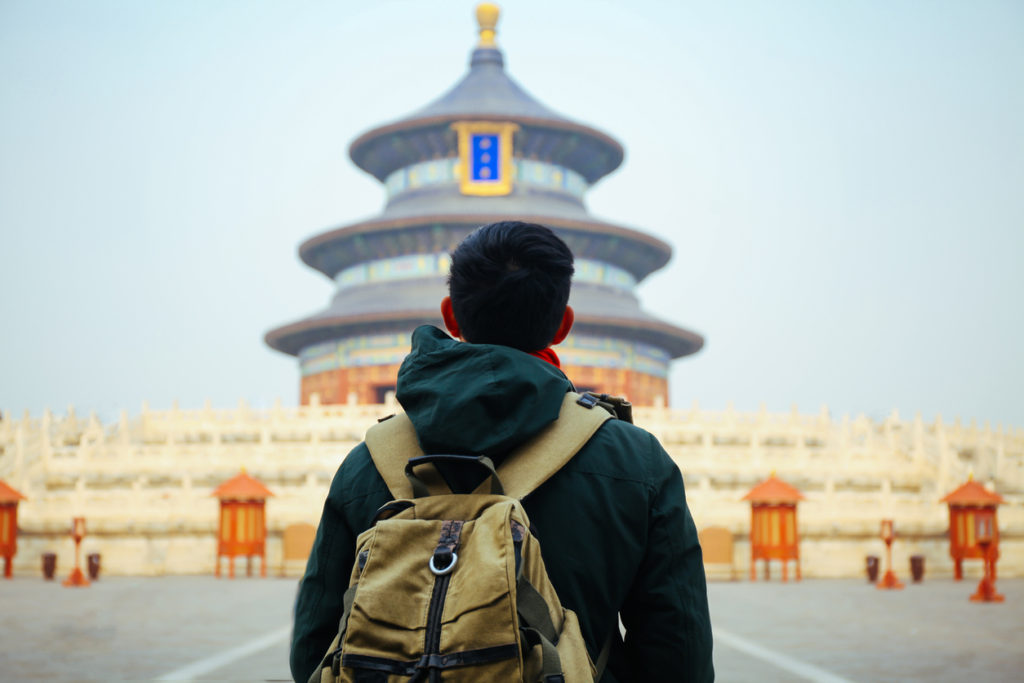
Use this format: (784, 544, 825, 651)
(420, 520, 463, 682)
(424, 570, 453, 664)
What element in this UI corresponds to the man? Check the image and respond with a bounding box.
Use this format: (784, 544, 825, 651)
(291, 221, 714, 682)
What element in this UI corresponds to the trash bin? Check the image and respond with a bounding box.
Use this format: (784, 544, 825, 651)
(87, 553, 101, 581)
(910, 555, 925, 583)
(42, 552, 57, 580)
(866, 555, 879, 583)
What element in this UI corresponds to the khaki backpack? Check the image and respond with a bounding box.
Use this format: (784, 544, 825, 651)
(310, 392, 622, 683)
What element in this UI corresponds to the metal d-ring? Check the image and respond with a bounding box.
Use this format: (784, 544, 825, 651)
(429, 551, 458, 576)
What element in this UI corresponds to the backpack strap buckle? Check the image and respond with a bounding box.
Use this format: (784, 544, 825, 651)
(429, 520, 464, 575)
(429, 551, 459, 576)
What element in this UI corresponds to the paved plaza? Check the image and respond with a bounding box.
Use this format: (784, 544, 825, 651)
(2, 574, 1021, 681)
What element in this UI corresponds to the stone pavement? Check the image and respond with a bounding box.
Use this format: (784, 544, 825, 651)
(1, 575, 1021, 681)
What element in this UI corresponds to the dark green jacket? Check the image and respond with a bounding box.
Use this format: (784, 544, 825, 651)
(290, 326, 714, 682)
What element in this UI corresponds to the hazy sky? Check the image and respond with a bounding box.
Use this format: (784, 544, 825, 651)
(1, 0, 1021, 427)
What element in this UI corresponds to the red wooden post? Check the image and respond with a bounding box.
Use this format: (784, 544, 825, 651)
(941, 475, 1003, 582)
(876, 519, 904, 590)
(742, 473, 804, 582)
(63, 517, 91, 587)
(969, 514, 1004, 603)
(212, 469, 273, 578)
(0, 479, 27, 579)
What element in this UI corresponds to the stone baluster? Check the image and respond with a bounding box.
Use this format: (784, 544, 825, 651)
(750, 402, 766, 469)
(880, 476, 893, 519)
(139, 401, 150, 442)
(884, 409, 899, 466)
(980, 420, 993, 481)
(15, 419, 29, 488)
(118, 410, 131, 445)
(838, 414, 851, 474)
(911, 412, 925, 469)
(935, 416, 953, 496)
(74, 472, 87, 513)
(695, 402, 714, 473)
(862, 414, 875, 456)
(793, 404, 809, 467)
(993, 425, 1005, 485)
(41, 408, 53, 466)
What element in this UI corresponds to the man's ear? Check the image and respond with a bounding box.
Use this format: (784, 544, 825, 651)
(551, 305, 574, 345)
(441, 296, 462, 339)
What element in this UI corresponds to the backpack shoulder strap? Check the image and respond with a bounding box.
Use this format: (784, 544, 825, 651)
(498, 392, 612, 500)
(365, 414, 424, 499)
(364, 392, 612, 500)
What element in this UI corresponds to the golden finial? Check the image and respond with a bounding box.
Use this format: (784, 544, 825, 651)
(476, 3, 500, 47)
(968, 470, 974, 481)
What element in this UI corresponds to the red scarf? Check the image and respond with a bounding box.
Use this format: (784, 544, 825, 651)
(528, 347, 561, 368)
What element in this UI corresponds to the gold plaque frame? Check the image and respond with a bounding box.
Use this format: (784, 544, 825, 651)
(451, 121, 519, 196)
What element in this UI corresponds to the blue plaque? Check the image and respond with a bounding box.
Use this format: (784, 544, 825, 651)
(470, 133, 500, 181)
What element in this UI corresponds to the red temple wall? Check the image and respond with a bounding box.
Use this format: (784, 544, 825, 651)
(301, 364, 404, 405)
(302, 364, 667, 407)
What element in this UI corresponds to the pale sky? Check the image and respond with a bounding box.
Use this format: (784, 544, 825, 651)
(1, 0, 1021, 427)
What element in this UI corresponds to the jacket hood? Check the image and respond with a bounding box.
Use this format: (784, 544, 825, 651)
(396, 325, 571, 456)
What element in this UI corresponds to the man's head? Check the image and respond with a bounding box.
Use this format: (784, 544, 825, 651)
(442, 221, 575, 352)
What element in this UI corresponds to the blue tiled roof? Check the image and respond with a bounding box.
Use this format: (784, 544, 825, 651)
(411, 47, 568, 120)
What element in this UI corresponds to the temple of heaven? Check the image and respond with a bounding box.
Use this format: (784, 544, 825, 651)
(265, 4, 703, 407)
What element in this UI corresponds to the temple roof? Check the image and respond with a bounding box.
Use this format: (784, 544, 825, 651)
(742, 474, 805, 503)
(0, 478, 27, 503)
(212, 470, 274, 500)
(411, 46, 565, 121)
(940, 478, 1004, 506)
(298, 214, 673, 282)
(264, 278, 703, 359)
(348, 6, 623, 184)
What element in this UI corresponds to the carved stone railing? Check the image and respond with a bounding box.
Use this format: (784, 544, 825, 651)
(1, 399, 1020, 576)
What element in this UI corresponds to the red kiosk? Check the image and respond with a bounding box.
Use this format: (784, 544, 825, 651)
(0, 479, 27, 579)
(212, 469, 273, 578)
(941, 475, 1004, 581)
(742, 473, 805, 582)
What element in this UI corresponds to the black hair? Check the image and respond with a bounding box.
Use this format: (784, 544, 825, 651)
(448, 221, 574, 351)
